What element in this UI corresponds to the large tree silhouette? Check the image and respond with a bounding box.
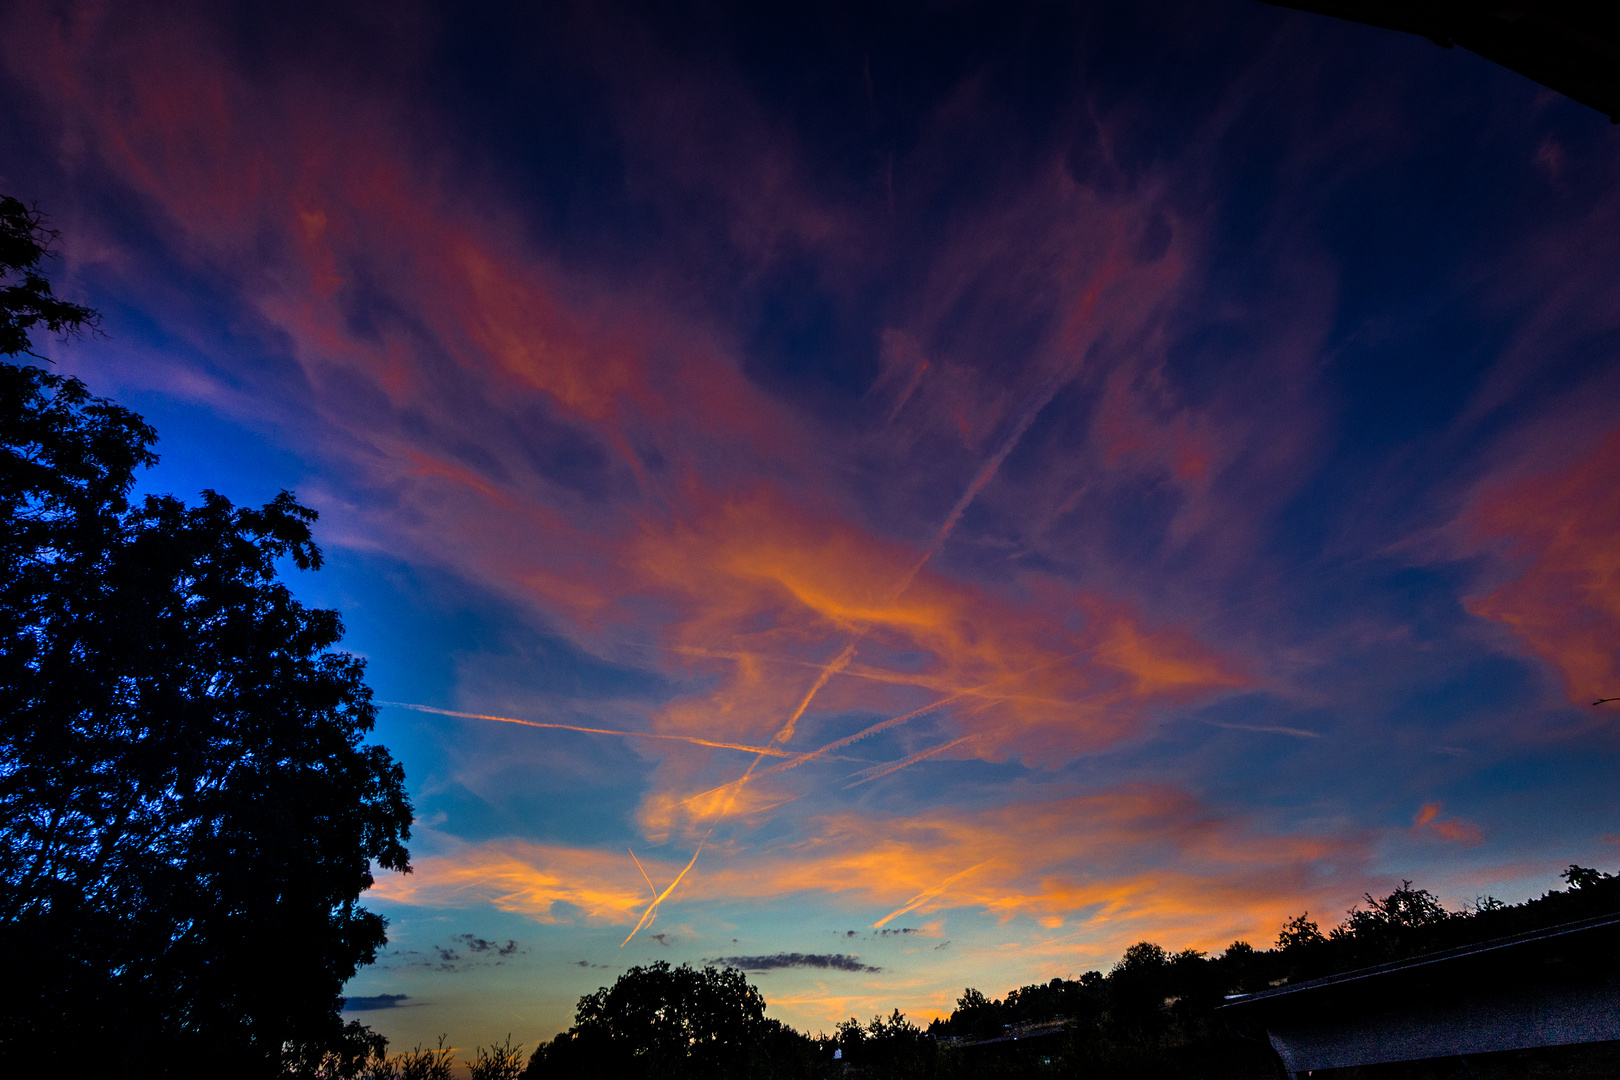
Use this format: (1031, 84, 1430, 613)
(0, 195, 412, 1077)
(525, 962, 818, 1080)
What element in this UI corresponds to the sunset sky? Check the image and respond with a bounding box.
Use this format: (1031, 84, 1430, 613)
(3, 0, 1618, 1053)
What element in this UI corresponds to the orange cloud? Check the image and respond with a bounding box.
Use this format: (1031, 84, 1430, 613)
(614, 486, 1247, 842)
(384, 785, 1369, 959)
(1411, 803, 1484, 846)
(370, 840, 656, 924)
(1467, 428, 1620, 703)
(631, 488, 1244, 748)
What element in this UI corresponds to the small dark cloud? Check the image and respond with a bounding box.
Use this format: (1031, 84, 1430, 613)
(650, 933, 671, 946)
(576, 959, 590, 967)
(454, 934, 521, 957)
(382, 936, 528, 973)
(709, 953, 880, 973)
(933, 941, 951, 951)
(836, 928, 918, 938)
(345, 994, 409, 1012)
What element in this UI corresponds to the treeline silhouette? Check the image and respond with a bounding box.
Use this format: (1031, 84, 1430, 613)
(498, 866, 1620, 1079)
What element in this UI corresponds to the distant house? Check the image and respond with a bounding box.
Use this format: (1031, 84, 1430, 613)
(1220, 914, 1620, 1078)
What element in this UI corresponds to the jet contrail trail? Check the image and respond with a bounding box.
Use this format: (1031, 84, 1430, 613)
(629, 848, 659, 899)
(774, 642, 857, 743)
(775, 355, 1084, 733)
(669, 625, 1172, 813)
(669, 661, 1074, 813)
(884, 358, 928, 425)
(622, 305, 1107, 942)
(622, 829, 712, 946)
(873, 863, 987, 928)
(892, 369, 1078, 598)
(379, 702, 798, 757)
(843, 736, 975, 789)
(623, 724, 793, 947)
(758, 373, 1071, 743)
(669, 691, 968, 812)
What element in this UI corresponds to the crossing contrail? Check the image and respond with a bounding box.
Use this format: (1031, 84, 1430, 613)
(629, 848, 659, 899)
(622, 832, 711, 947)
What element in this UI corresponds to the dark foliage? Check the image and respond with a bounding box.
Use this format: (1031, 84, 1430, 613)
(359, 1035, 456, 1080)
(524, 962, 822, 1080)
(468, 1035, 528, 1080)
(832, 1009, 934, 1078)
(0, 199, 413, 1078)
(0, 196, 100, 359)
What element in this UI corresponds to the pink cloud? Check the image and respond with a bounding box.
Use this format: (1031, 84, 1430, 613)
(1466, 429, 1620, 705)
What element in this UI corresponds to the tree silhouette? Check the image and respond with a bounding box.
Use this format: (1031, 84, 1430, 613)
(525, 962, 816, 1080)
(0, 196, 100, 359)
(1275, 912, 1325, 951)
(0, 198, 412, 1078)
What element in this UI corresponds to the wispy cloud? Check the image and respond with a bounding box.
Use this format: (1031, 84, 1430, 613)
(1465, 429, 1620, 705)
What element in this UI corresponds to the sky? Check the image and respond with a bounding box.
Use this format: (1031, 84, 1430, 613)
(3, 0, 1619, 1053)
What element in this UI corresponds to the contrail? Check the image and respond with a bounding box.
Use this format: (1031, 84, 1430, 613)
(758, 369, 1073, 746)
(669, 625, 1172, 813)
(669, 663, 1073, 813)
(622, 737, 785, 946)
(652, 641, 1087, 700)
(629, 848, 659, 899)
(873, 863, 987, 928)
(766, 353, 1082, 737)
(379, 702, 798, 758)
(885, 359, 928, 425)
(623, 296, 1108, 940)
(622, 829, 712, 946)
(657, 351, 1086, 771)
(892, 367, 1077, 598)
(669, 692, 968, 813)
(774, 642, 857, 743)
(843, 736, 975, 789)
